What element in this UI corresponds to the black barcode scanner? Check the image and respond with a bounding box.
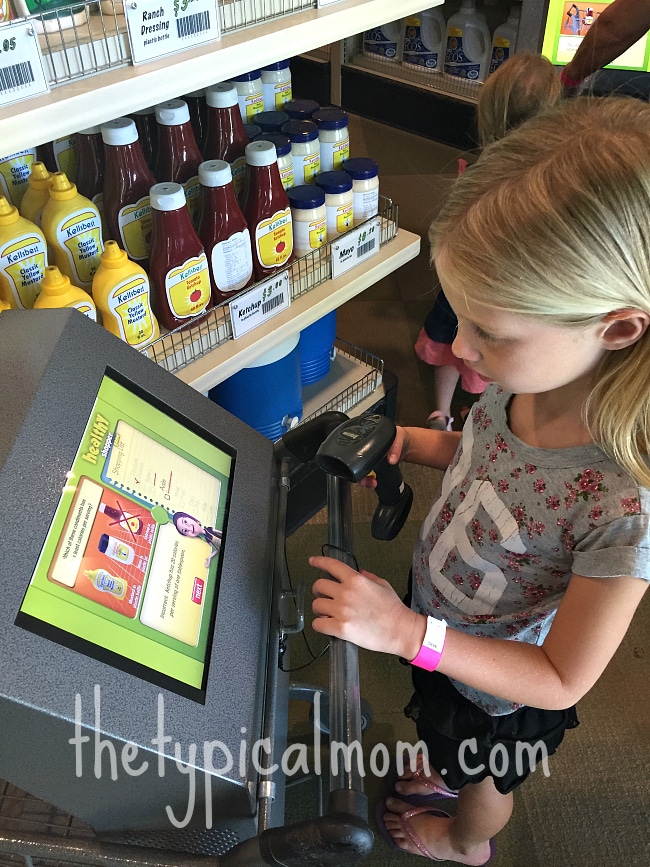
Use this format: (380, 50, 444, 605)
(315, 414, 413, 541)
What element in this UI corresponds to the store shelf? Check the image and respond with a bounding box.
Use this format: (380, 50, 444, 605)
(172, 226, 419, 393)
(0, 0, 442, 154)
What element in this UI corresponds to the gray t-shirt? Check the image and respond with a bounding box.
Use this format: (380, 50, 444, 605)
(412, 385, 650, 715)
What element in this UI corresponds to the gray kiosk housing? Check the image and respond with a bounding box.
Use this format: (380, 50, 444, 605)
(0, 310, 284, 840)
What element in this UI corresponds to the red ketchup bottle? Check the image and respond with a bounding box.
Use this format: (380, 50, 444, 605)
(242, 140, 294, 281)
(155, 99, 204, 229)
(129, 106, 158, 172)
(101, 118, 156, 270)
(75, 125, 105, 221)
(203, 83, 250, 203)
(198, 159, 254, 305)
(184, 89, 208, 152)
(148, 182, 212, 331)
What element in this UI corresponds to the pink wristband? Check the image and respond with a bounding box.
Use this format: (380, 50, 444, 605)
(410, 616, 447, 672)
(560, 67, 584, 88)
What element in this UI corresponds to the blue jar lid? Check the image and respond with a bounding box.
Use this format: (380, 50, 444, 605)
(284, 99, 320, 120)
(317, 171, 353, 194)
(256, 110, 290, 132)
(288, 184, 326, 210)
(243, 123, 262, 139)
(262, 59, 291, 72)
(342, 157, 379, 180)
(231, 70, 261, 82)
(312, 108, 349, 131)
(254, 132, 291, 157)
(280, 119, 318, 143)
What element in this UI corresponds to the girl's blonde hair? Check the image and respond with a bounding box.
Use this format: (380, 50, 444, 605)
(430, 96, 650, 487)
(477, 52, 562, 147)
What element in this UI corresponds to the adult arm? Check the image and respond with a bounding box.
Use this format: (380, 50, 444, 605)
(563, 0, 650, 84)
(309, 556, 648, 710)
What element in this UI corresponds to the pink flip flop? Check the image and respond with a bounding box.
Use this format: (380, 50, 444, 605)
(387, 760, 459, 806)
(375, 801, 450, 860)
(375, 801, 497, 864)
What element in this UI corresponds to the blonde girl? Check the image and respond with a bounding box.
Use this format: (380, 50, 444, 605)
(309, 96, 650, 865)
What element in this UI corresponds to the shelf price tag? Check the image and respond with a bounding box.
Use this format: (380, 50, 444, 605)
(330, 217, 380, 279)
(230, 270, 291, 339)
(0, 20, 49, 107)
(317, 0, 345, 6)
(125, 0, 220, 65)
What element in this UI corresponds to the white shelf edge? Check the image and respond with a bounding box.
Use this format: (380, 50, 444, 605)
(175, 227, 420, 393)
(0, 0, 443, 153)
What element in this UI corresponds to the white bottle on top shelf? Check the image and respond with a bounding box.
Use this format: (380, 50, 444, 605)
(489, 5, 521, 74)
(444, 0, 491, 83)
(401, 8, 447, 72)
(363, 20, 402, 61)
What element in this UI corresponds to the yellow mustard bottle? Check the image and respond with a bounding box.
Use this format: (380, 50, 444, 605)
(0, 149, 37, 209)
(0, 194, 48, 309)
(41, 172, 103, 293)
(0, 298, 11, 313)
(33, 264, 97, 320)
(20, 162, 53, 228)
(84, 568, 128, 600)
(92, 240, 160, 349)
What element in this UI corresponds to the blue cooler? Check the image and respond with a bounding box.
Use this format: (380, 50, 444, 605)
(208, 335, 303, 440)
(299, 311, 336, 385)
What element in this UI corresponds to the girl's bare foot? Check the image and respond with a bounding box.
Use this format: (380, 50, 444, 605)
(382, 798, 493, 865)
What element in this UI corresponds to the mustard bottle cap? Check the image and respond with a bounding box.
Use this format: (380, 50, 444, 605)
(28, 162, 53, 190)
(41, 265, 72, 295)
(49, 172, 78, 201)
(0, 195, 19, 226)
(0, 298, 12, 313)
(100, 239, 129, 268)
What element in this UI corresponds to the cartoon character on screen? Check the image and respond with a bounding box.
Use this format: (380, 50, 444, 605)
(172, 511, 222, 568)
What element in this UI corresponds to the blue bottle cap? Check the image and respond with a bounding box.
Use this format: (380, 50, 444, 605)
(280, 120, 319, 143)
(284, 98, 320, 120)
(342, 157, 379, 180)
(253, 132, 291, 157)
(98, 534, 109, 554)
(230, 70, 261, 82)
(287, 185, 326, 210)
(316, 171, 353, 195)
(243, 123, 262, 139)
(256, 110, 290, 132)
(312, 108, 349, 131)
(262, 59, 291, 72)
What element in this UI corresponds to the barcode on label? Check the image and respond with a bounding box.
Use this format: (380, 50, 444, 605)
(357, 239, 376, 257)
(0, 61, 34, 93)
(262, 293, 285, 315)
(176, 11, 210, 38)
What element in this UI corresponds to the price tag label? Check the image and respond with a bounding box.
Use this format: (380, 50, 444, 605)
(317, 0, 345, 6)
(0, 21, 49, 107)
(125, 0, 220, 65)
(330, 217, 380, 279)
(230, 270, 290, 339)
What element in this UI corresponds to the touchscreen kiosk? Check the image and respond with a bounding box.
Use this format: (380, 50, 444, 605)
(0, 310, 282, 839)
(542, 2, 650, 81)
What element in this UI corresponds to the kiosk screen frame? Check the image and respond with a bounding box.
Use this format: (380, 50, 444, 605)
(17, 370, 235, 702)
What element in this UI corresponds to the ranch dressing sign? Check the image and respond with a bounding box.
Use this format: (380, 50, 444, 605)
(125, 0, 220, 65)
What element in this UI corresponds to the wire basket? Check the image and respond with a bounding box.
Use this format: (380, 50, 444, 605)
(140, 197, 398, 377)
(13, 0, 315, 87)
